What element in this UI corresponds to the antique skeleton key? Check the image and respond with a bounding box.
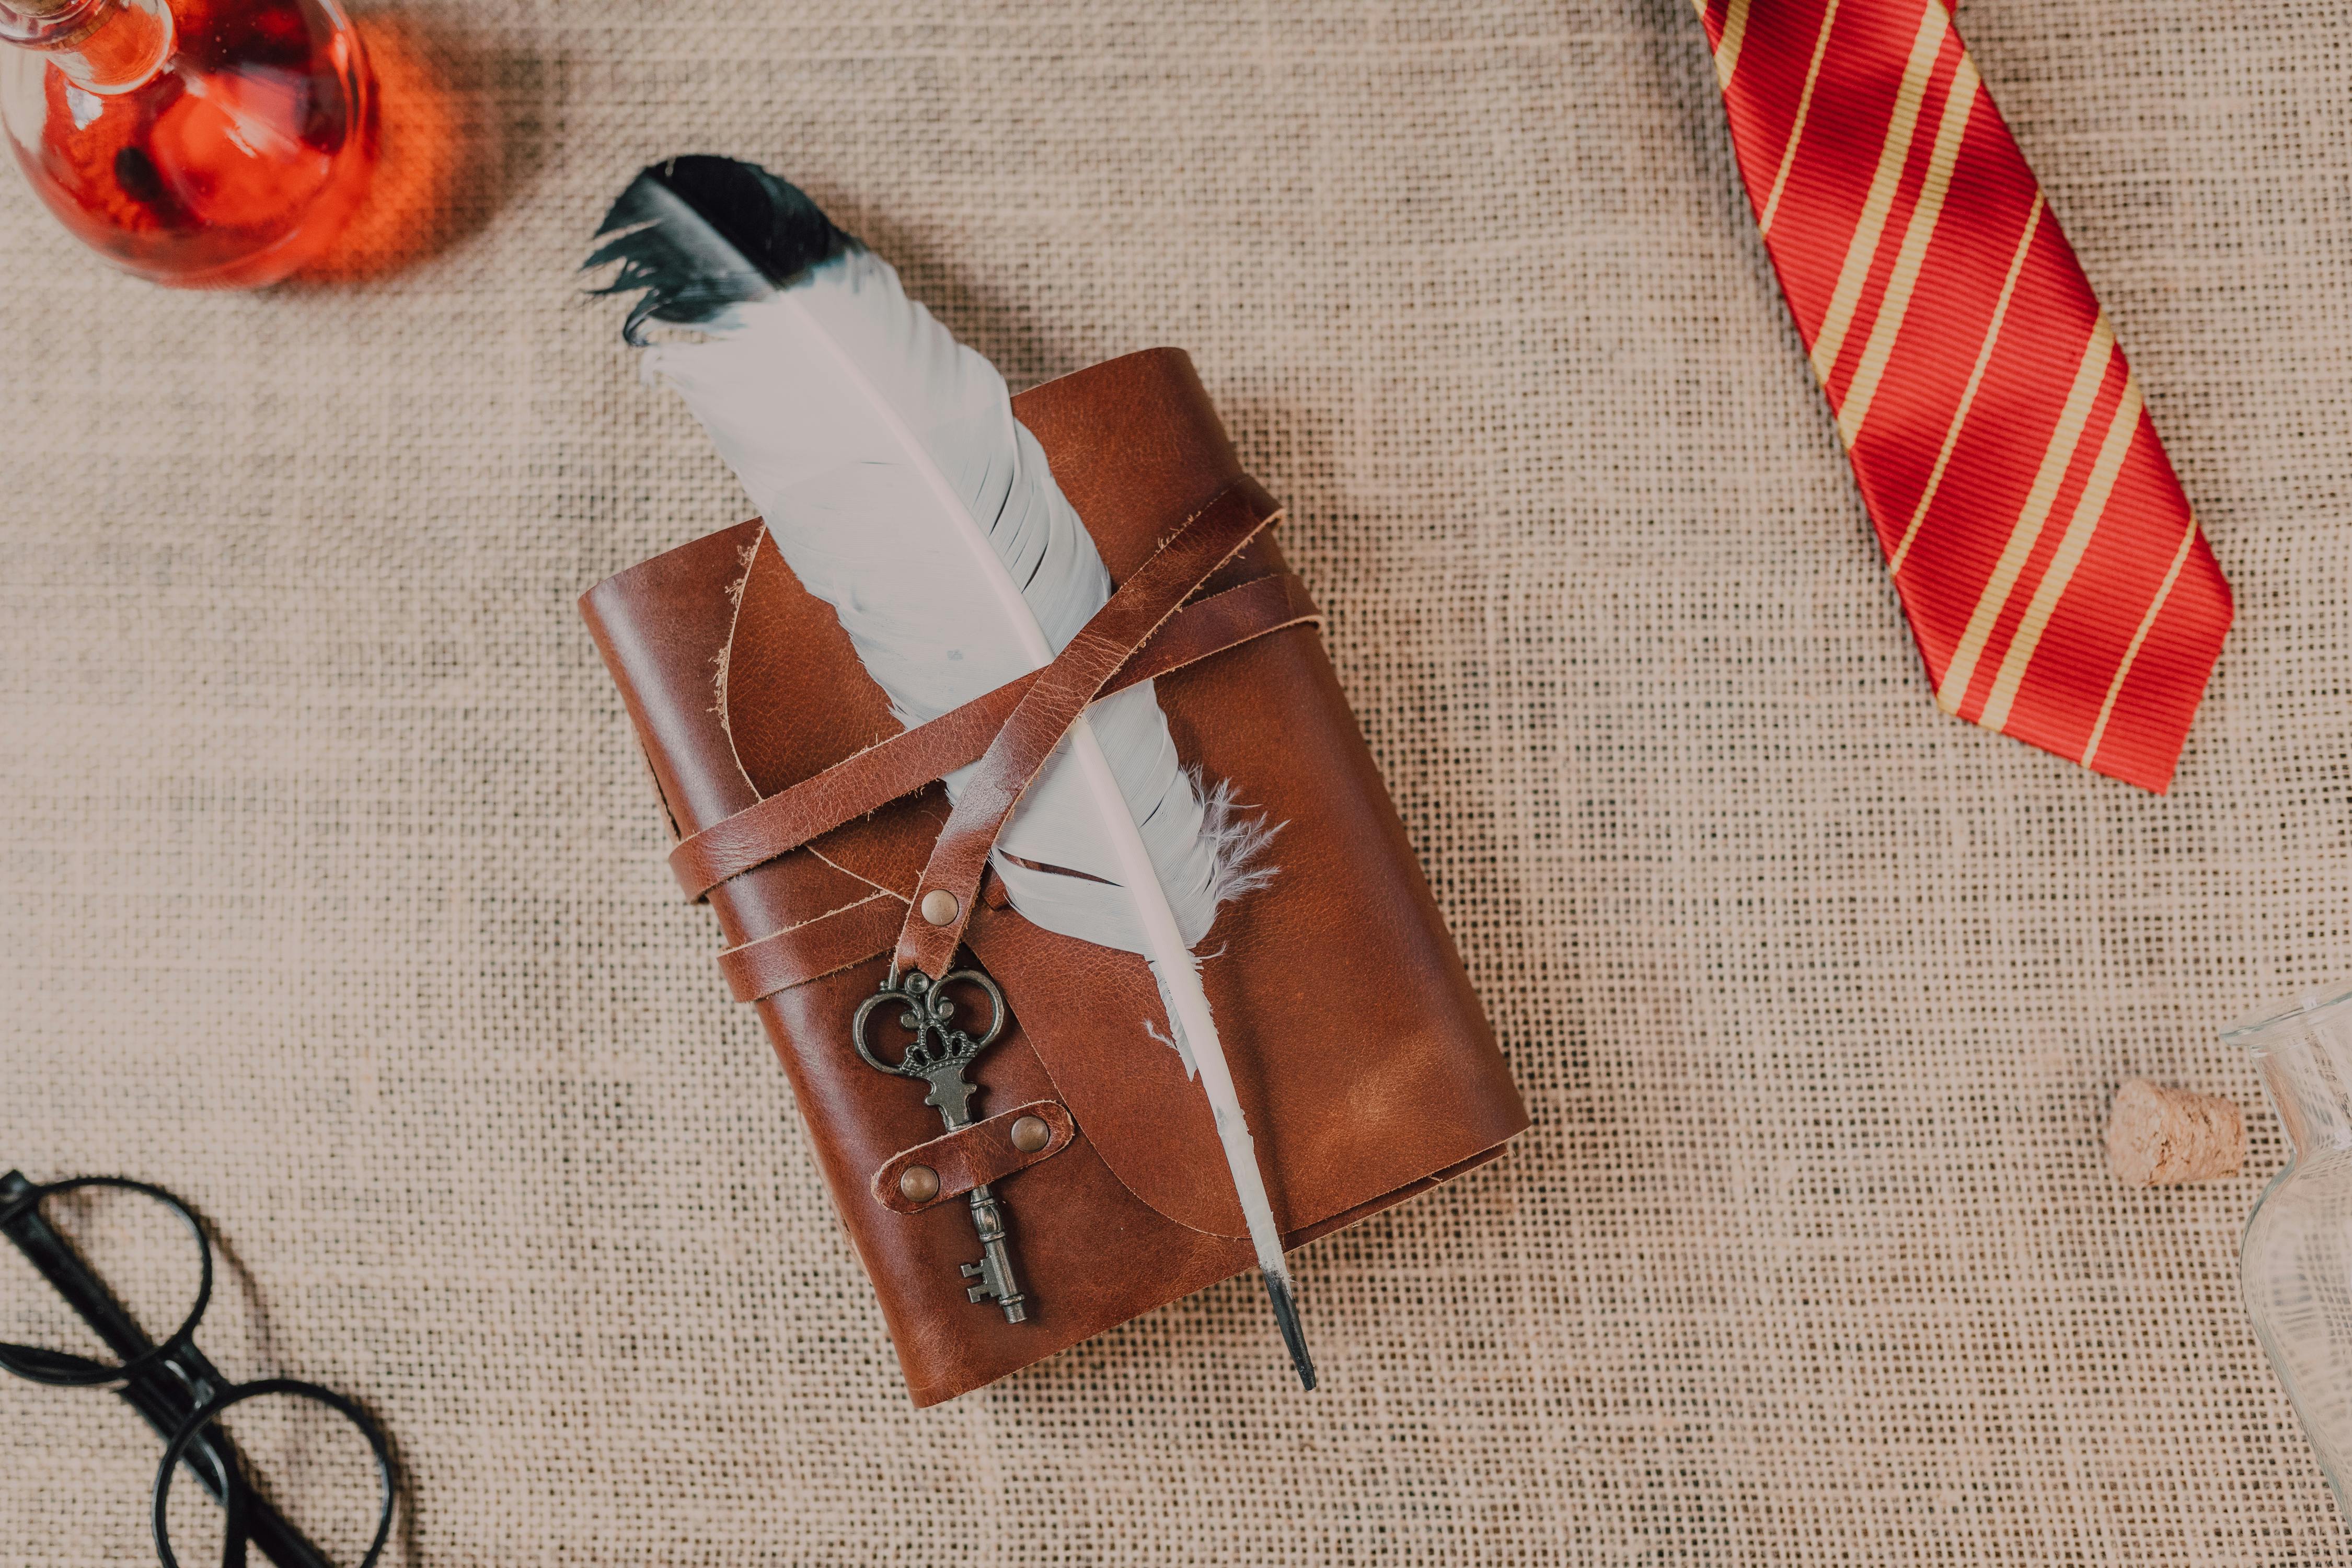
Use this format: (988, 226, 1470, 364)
(851, 968, 1027, 1323)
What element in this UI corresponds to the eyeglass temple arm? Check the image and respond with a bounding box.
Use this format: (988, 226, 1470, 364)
(1, 1171, 157, 1355)
(0, 1172, 343, 1568)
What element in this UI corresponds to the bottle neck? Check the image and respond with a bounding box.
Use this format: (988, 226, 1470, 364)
(2243, 995, 2352, 1161)
(0, 0, 172, 94)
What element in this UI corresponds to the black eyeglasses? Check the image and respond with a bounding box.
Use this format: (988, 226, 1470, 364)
(0, 1170, 398, 1568)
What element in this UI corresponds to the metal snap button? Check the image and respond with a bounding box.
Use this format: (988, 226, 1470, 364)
(898, 1165, 941, 1204)
(920, 890, 959, 927)
(1009, 1115, 1052, 1154)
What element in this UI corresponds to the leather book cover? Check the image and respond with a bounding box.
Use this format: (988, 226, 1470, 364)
(581, 348, 1527, 1404)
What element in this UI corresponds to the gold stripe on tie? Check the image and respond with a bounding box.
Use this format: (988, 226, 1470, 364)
(1757, 0, 1842, 238)
(1835, 54, 1978, 446)
(1806, 1, 1951, 385)
(2080, 513, 2199, 770)
(1934, 313, 2116, 712)
(1714, 0, 1754, 88)
(1976, 376, 2145, 732)
(1886, 193, 2044, 575)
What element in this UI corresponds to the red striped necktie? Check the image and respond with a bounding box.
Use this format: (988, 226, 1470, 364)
(1693, 0, 2231, 791)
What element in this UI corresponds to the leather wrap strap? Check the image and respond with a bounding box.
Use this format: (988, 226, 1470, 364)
(670, 508, 1310, 903)
(870, 1100, 1078, 1215)
(687, 477, 1314, 999)
(895, 482, 1280, 977)
(716, 893, 911, 1004)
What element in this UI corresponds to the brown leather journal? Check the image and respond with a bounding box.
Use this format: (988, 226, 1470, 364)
(581, 348, 1527, 1405)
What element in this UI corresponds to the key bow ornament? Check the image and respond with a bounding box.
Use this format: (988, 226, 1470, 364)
(852, 967, 1006, 1128)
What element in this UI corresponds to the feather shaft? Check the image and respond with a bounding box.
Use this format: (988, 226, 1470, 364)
(1063, 723, 1292, 1281)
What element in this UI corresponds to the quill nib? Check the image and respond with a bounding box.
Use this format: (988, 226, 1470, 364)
(1264, 1273, 1317, 1391)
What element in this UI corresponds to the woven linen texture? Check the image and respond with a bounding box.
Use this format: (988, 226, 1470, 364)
(0, 0, 2345, 1560)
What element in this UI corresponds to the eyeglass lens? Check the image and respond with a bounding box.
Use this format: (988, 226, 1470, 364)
(155, 1382, 394, 1568)
(0, 1179, 208, 1381)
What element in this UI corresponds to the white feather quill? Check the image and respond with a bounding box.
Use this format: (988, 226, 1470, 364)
(588, 158, 1312, 1385)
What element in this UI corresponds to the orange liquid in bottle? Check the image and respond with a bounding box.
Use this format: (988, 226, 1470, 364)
(1, 0, 375, 288)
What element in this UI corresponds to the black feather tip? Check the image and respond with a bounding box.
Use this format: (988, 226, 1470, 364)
(585, 156, 854, 345)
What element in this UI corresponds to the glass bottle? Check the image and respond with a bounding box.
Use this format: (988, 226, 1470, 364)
(0, 0, 374, 288)
(2234, 985, 2352, 1520)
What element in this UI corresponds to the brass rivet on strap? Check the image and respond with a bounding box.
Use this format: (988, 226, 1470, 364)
(898, 1165, 940, 1204)
(1009, 1115, 1052, 1154)
(920, 890, 958, 927)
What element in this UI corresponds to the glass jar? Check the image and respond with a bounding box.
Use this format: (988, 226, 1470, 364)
(0, 0, 374, 287)
(2234, 985, 2352, 1518)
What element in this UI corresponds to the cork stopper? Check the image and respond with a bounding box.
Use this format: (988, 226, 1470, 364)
(2106, 1079, 2244, 1187)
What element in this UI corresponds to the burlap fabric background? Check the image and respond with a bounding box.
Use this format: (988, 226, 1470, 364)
(3, 0, 2347, 1559)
